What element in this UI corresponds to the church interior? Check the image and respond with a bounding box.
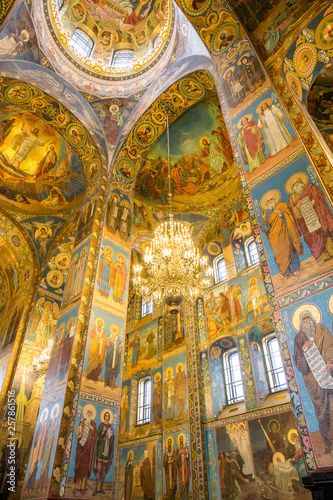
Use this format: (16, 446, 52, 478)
(1, 0, 333, 499)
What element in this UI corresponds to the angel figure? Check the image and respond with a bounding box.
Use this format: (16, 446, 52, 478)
(33, 298, 59, 348)
(22, 220, 62, 259)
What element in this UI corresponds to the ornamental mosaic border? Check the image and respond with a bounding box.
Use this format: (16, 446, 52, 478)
(118, 433, 163, 448)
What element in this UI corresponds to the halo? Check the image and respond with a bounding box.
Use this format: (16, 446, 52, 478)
(95, 317, 106, 329)
(166, 367, 173, 376)
(122, 385, 129, 395)
(177, 433, 187, 446)
(40, 407, 49, 422)
(256, 98, 273, 115)
(100, 408, 114, 424)
(134, 330, 140, 337)
(237, 52, 250, 65)
(287, 428, 299, 445)
(104, 246, 114, 257)
(82, 404, 97, 420)
(292, 304, 321, 332)
(231, 424, 237, 433)
(154, 372, 161, 382)
(328, 293, 333, 316)
(56, 253, 70, 269)
(176, 362, 184, 372)
(165, 436, 174, 447)
(20, 30, 30, 42)
(223, 66, 235, 78)
(67, 317, 75, 329)
(237, 114, 253, 129)
(44, 301, 53, 309)
(285, 172, 308, 194)
(268, 419, 280, 432)
(39, 226, 47, 233)
(273, 452, 286, 466)
(199, 136, 211, 147)
(116, 252, 126, 262)
(110, 323, 120, 335)
(251, 341, 260, 350)
(127, 450, 134, 461)
(111, 193, 120, 202)
(51, 403, 60, 419)
(109, 104, 119, 112)
(238, 422, 246, 431)
(259, 190, 281, 210)
(249, 276, 258, 285)
(80, 247, 87, 257)
(121, 199, 131, 209)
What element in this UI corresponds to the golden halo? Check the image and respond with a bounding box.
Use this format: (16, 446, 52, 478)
(67, 317, 75, 329)
(80, 247, 87, 257)
(273, 452, 286, 466)
(292, 304, 321, 332)
(176, 362, 184, 373)
(100, 408, 114, 424)
(121, 199, 131, 209)
(116, 252, 126, 262)
(285, 173, 308, 194)
(237, 114, 253, 129)
(256, 98, 273, 115)
(122, 385, 129, 395)
(166, 367, 173, 376)
(251, 341, 260, 350)
(111, 193, 120, 202)
(40, 407, 49, 422)
(134, 330, 140, 337)
(104, 246, 114, 257)
(259, 190, 281, 210)
(109, 104, 119, 112)
(199, 136, 211, 147)
(95, 317, 106, 329)
(165, 436, 174, 448)
(328, 293, 333, 316)
(39, 225, 47, 233)
(82, 404, 97, 420)
(223, 66, 235, 78)
(51, 403, 60, 419)
(154, 372, 161, 382)
(110, 323, 120, 335)
(231, 424, 238, 433)
(268, 419, 280, 432)
(249, 276, 258, 285)
(287, 428, 299, 445)
(127, 450, 134, 461)
(44, 301, 53, 310)
(177, 433, 187, 446)
(237, 52, 250, 65)
(238, 422, 246, 431)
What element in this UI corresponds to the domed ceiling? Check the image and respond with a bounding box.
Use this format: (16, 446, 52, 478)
(0, 107, 86, 214)
(134, 94, 239, 213)
(38, 0, 174, 94)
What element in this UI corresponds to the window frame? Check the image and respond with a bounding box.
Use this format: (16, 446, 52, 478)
(262, 334, 287, 394)
(223, 348, 244, 405)
(141, 298, 153, 318)
(136, 376, 151, 426)
(244, 236, 260, 267)
(112, 49, 135, 71)
(70, 29, 94, 59)
(213, 254, 227, 285)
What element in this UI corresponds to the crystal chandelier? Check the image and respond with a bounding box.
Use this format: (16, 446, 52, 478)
(133, 116, 213, 309)
(32, 339, 54, 378)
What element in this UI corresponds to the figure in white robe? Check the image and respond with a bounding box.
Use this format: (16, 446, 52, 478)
(258, 102, 292, 156)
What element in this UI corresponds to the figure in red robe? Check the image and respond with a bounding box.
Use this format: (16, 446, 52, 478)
(73, 406, 97, 493)
(176, 435, 191, 499)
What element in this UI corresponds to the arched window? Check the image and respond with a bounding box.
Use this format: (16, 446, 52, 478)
(141, 298, 153, 317)
(262, 334, 287, 393)
(213, 255, 227, 284)
(244, 236, 260, 267)
(70, 29, 94, 58)
(137, 376, 151, 425)
(112, 50, 134, 71)
(223, 349, 244, 404)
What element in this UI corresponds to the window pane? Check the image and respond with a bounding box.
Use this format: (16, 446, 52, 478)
(214, 257, 227, 284)
(264, 336, 287, 392)
(224, 351, 244, 404)
(70, 29, 93, 58)
(142, 298, 153, 317)
(137, 377, 151, 425)
(113, 50, 134, 71)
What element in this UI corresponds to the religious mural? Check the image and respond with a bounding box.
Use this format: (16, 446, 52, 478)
(163, 350, 188, 429)
(63, 241, 90, 302)
(135, 94, 239, 212)
(66, 401, 118, 498)
(252, 155, 333, 298)
(118, 440, 157, 500)
(282, 286, 333, 468)
(163, 430, 191, 500)
(82, 307, 125, 399)
(233, 89, 300, 184)
(126, 319, 158, 376)
(95, 238, 129, 317)
(0, 110, 86, 214)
